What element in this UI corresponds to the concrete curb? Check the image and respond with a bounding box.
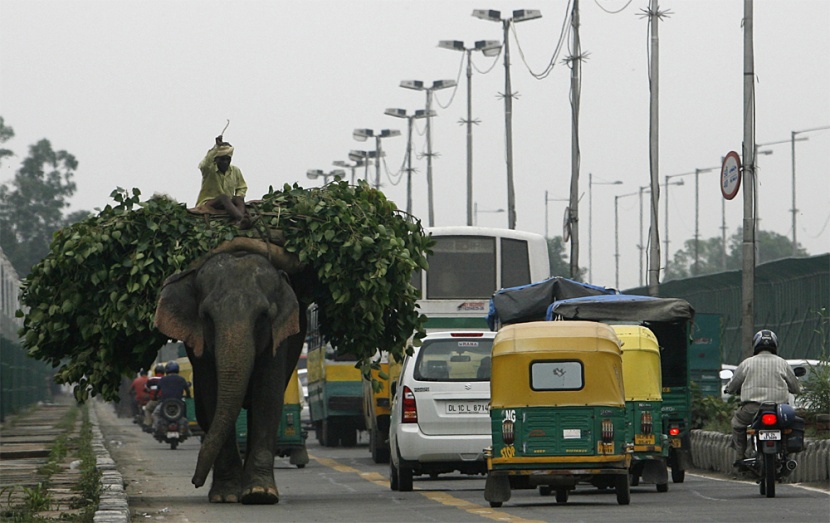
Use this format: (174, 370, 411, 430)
(89, 400, 129, 523)
(691, 429, 830, 483)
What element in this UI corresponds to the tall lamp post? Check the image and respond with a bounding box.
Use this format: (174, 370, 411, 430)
(333, 159, 365, 185)
(353, 128, 400, 190)
(400, 79, 456, 227)
(384, 108, 433, 215)
(663, 172, 690, 274)
(790, 126, 830, 254)
(306, 168, 345, 186)
(614, 191, 640, 290)
(348, 150, 379, 183)
(588, 173, 622, 283)
(473, 8, 542, 230)
(474, 202, 505, 225)
(692, 166, 717, 276)
(438, 39, 501, 226)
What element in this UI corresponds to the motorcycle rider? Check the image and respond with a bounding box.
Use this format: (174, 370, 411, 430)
(128, 369, 150, 419)
(724, 329, 801, 471)
(142, 363, 166, 429)
(152, 361, 192, 430)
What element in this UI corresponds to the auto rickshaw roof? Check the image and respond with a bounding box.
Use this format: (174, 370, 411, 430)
(546, 294, 694, 323)
(493, 321, 621, 356)
(613, 325, 660, 354)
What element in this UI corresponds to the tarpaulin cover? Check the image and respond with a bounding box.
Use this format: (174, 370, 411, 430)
(487, 277, 615, 330)
(546, 294, 694, 323)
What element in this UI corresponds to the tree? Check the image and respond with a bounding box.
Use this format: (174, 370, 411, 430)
(0, 128, 85, 276)
(547, 236, 584, 281)
(0, 117, 13, 165)
(664, 228, 809, 281)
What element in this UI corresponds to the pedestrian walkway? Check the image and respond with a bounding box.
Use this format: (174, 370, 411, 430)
(0, 394, 128, 522)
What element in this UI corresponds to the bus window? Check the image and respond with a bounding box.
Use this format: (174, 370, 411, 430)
(426, 236, 496, 299)
(501, 238, 531, 289)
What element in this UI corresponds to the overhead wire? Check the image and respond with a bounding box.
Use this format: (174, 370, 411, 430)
(593, 0, 634, 15)
(513, 0, 573, 80)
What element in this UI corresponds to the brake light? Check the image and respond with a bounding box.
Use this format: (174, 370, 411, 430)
(450, 332, 483, 337)
(761, 413, 778, 426)
(502, 419, 515, 445)
(601, 419, 614, 442)
(641, 412, 653, 435)
(668, 427, 680, 436)
(402, 386, 417, 423)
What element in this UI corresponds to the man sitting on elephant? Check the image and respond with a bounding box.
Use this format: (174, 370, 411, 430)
(197, 135, 252, 229)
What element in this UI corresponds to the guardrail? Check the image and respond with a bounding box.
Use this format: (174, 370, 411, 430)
(690, 429, 830, 484)
(0, 337, 54, 422)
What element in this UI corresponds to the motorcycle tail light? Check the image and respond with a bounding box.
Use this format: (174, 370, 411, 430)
(168, 423, 178, 431)
(641, 412, 653, 434)
(761, 413, 778, 426)
(601, 419, 614, 442)
(668, 426, 680, 436)
(502, 419, 515, 445)
(402, 386, 418, 423)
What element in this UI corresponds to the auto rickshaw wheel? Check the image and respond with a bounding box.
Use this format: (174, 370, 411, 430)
(630, 474, 639, 486)
(615, 474, 631, 505)
(671, 467, 685, 483)
(555, 488, 569, 503)
(656, 482, 668, 492)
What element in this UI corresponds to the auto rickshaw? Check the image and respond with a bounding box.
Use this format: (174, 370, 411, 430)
(237, 367, 309, 468)
(614, 325, 669, 492)
(484, 321, 632, 507)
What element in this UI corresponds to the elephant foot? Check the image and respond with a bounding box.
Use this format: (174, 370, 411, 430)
(208, 480, 241, 503)
(240, 485, 279, 505)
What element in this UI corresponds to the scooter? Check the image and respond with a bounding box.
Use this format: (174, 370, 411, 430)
(737, 402, 804, 498)
(152, 398, 191, 450)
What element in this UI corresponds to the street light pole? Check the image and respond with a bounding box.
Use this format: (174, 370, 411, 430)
(385, 108, 432, 215)
(348, 149, 379, 184)
(400, 79, 456, 227)
(588, 173, 622, 283)
(614, 190, 639, 290)
(790, 126, 829, 254)
(353, 128, 400, 190)
(474, 202, 505, 226)
(438, 40, 500, 226)
(663, 172, 690, 274)
(693, 166, 717, 276)
(473, 9, 542, 230)
(306, 168, 345, 186)
(333, 159, 365, 185)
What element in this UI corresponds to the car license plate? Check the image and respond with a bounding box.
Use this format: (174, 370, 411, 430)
(166, 432, 180, 439)
(445, 402, 489, 414)
(758, 430, 781, 441)
(670, 437, 682, 448)
(635, 434, 655, 445)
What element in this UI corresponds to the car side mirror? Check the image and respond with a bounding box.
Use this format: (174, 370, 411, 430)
(719, 369, 734, 380)
(793, 366, 807, 378)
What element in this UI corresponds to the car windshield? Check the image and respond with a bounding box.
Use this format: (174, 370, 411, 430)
(413, 338, 493, 382)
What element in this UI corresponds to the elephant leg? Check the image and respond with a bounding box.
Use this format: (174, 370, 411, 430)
(209, 433, 244, 503)
(240, 354, 282, 505)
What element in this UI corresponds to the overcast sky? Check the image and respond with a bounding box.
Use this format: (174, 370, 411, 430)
(1, 0, 828, 290)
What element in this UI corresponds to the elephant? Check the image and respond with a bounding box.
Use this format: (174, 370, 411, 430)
(154, 239, 308, 504)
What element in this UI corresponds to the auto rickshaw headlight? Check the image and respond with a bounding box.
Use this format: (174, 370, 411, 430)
(502, 419, 515, 445)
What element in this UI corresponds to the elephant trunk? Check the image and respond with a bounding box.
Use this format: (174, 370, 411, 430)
(191, 329, 256, 488)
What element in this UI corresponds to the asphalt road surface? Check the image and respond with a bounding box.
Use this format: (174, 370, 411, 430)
(95, 403, 829, 523)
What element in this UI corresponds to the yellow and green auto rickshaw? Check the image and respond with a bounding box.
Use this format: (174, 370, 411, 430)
(614, 325, 669, 492)
(362, 352, 391, 463)
(484, 321, 632, 507)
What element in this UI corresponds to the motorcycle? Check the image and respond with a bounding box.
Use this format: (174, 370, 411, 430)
(737, 402, 805, 498)
(152, 398, 191, 449)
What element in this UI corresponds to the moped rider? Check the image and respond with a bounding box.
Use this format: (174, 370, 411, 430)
(724, 329, 801, 471)
(152, 361, 192, 431)
(142, 363, 166, 428)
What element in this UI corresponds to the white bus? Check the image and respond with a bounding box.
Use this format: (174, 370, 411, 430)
(411, 226, 550, 330)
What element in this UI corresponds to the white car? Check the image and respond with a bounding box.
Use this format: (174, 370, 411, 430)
(721, 359, 820, 405)
(389, 331, 495, 492)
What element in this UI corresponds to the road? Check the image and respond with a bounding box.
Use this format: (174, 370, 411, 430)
(95, 403, 829, 523)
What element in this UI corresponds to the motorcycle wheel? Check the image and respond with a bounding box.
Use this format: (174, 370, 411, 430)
(170, 440, 178, 450)
(762, 454, 776, 498)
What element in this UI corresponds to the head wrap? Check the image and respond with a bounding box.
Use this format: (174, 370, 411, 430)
(215, 143, 234, 158)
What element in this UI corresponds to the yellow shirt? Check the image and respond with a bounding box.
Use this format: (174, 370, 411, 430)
(196, 146, 248, 206)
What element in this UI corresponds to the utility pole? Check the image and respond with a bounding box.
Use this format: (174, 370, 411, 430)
(567, 0, 582, 279)
(741, 0, 756, 360)
(645, 0, 666, 297)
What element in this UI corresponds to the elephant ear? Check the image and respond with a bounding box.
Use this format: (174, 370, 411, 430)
(155, 270, 206, 357)
(271, 271, 300, 357)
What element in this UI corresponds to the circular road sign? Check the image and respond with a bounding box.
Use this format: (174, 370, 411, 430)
(721, 151, 742, 200)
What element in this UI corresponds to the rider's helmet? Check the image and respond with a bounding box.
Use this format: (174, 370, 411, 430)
(154, 363, 166, 375)
(752, 329, 779, 355)
(165, 361, 180, 374)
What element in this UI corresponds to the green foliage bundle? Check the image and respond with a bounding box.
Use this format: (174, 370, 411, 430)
(19, 181, 430, 402)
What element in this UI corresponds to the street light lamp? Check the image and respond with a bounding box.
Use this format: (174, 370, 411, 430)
(474, 202, 505, 226)
(438, 39, 501, 226)
(306, 168, 345, 186)
(663, 172, 690, 273)
(473, 8, 542, 230)
(353, 128, 400, 190)
(385, 108, 433, 216)
(588, 173, 622, 283)
(400, 79, 456, 227)
(333, 159, 365, 185)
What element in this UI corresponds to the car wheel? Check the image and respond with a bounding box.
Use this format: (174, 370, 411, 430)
(398, 464, 414, 492)
(390, 460, 400, 491)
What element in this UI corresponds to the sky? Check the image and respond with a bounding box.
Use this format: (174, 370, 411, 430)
(1, 0, 828, 291)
